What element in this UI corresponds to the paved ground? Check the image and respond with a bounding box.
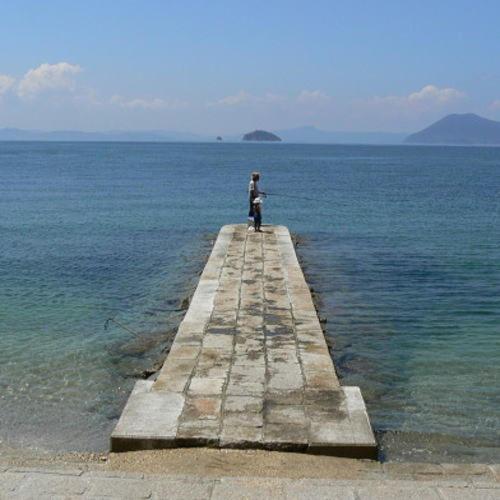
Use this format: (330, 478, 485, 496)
(1, 456, 499, 499)
(112, 225, 374, 456)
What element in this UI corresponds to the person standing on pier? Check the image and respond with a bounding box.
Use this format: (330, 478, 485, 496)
(248, 171, 265, 228)
(253, 196, 263, 232)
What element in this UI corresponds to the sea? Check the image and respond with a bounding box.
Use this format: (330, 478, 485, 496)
(0, 141, 499, 462)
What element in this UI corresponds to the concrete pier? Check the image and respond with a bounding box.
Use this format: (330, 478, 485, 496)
(111, 225, 376, 458)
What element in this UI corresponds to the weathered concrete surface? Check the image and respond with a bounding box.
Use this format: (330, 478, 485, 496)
(1, 446, 499, 498)
(111, 224, 376, 457)
(2, 461, 500, 499)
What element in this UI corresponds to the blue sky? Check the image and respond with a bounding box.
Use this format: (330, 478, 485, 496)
(1, 0, 500, 134)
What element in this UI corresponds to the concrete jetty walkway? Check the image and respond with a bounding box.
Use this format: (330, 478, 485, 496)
(111, 225, 376, 457)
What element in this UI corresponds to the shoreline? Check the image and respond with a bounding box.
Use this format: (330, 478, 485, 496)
(1, 443, 498, 481)
(1, 445, 499, 499)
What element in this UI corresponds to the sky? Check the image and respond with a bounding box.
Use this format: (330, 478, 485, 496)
(1, 0, 500, 135)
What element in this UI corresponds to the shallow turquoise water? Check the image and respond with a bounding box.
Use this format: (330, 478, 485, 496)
(0, 142, 499, 461)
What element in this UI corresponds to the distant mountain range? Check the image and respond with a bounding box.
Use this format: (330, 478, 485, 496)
(0, 128, 206, 142)
(2, 116, 499, 145)
(405, 113, 500, 145)
(0, 126, 406, 144)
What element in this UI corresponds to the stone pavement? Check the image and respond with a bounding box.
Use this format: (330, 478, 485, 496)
(1, 463, 500, 499)
(111, 224, 375, 457)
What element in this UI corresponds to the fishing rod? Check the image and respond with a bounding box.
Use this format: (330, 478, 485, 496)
(101, 268, 194, 338)
(104, 306, 185, 337)
(104, 317, 140, 336)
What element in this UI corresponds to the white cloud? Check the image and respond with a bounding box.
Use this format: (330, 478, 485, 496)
(210, 89, 334, 108)
(0, 74, 15, 96)
(110, 95, 187, 110)
(208, 90, 285, 107)
(407, 85, 464, 103)
(211, 90, 252, 106)
(17, 62, 82, 98)
(372, 84, 465, 108)
(297, 89, 331, 104)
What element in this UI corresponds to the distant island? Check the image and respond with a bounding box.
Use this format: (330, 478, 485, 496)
(405, 113, 500, 145)
(242, 130, 282, 142)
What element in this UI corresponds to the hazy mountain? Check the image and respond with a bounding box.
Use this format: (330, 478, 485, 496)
(405, 114, 500, 145)
(0, 128, 209, 142)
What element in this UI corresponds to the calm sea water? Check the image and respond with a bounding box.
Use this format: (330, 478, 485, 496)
(0, 142, 499, 462)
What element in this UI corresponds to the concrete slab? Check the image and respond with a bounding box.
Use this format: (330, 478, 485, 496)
(111, 224, 377, 458)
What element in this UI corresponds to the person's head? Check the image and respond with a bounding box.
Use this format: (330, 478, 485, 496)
(251, 171, 260, 181)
